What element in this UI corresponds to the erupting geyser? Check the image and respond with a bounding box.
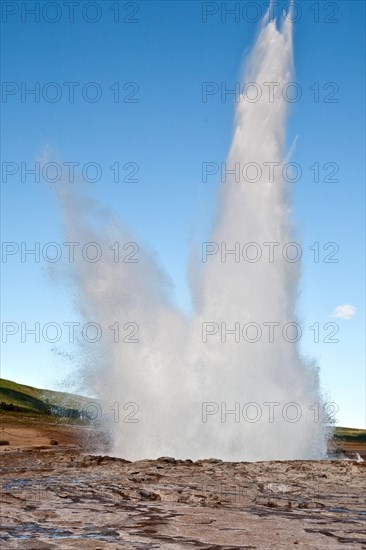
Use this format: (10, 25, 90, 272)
(55, 10, 327, 460)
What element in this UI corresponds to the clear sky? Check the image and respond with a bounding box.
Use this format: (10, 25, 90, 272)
(1, 0, 365, 428)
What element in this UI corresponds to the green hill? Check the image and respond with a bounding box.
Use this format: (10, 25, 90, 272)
(332, 426, 366, 442)
(0, 378, 91, 419)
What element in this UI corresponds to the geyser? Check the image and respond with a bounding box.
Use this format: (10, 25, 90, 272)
(55, 11, 327, 460)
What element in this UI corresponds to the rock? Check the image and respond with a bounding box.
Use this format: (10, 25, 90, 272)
(1, 445, 365, 548)
(138, 489, 161, 501)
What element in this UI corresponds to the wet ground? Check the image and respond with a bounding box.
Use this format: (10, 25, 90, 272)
(1, 419, 365, 549)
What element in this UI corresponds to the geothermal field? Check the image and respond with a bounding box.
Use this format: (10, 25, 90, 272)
(2, 1, 365, 549)
(1, 412, 365, 549)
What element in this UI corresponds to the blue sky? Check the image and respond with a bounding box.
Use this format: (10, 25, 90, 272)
(1, 0, 365, 428)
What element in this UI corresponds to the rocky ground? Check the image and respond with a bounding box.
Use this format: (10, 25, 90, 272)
(1, 419, 365, 549)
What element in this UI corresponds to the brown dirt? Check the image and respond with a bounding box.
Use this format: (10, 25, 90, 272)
(1, 418, 365, 549)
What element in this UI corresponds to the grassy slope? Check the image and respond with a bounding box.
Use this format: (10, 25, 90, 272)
(333, 426, 366, 442)
(0, 378, 90, 415)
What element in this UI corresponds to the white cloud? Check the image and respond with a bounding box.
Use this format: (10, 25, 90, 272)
(333, 304, 356, 320)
